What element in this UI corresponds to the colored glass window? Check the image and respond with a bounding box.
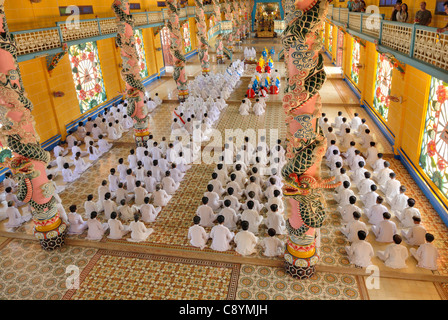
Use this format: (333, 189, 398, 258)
(134, 29, 149, 79)
(373, 54, 393, 120)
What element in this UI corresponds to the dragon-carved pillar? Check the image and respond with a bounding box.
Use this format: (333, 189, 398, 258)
(0, 0, 67, 250)
(223, 0, 234, 50)
(211, 0, 224, 63)
(280, 0, 339, 279)
(166, 0, 189, 101)
(194, 0, 210, 75)
(112, 0, 151, 146)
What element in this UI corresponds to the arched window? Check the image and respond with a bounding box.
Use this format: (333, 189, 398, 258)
(328, 24, 333, 56)
(351, 39, 360, 86)
(183, 21, 192, 53)
(419, 77, 448, 196)
(134, 29, 149, 79)
(373, 54, 393, 120)
(68, 42, 107, 113)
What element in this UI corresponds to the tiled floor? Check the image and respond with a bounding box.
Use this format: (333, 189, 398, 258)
(0, 37, 446, 300)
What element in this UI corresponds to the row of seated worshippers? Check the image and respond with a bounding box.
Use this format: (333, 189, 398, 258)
(239, 97, 267, 116)
(65, 135, 195, 241)
(0, 93, 162, 232)
(172, 64, 243, 141)
(188, 137, 288, 257)
(322, 112, 439, 271)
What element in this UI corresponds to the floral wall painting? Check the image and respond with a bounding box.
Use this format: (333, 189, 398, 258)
(351, 38, 360, 86)
(68, 41, 107, 114)
(373, 53, 393, 120)
(183, 21, 192, 53)
(420, 77, 448, 197)
(134, 29, 149, 79)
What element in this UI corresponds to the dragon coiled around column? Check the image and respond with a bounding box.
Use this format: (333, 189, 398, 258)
(211, 0, 224, 61)
(112, 0, 150, 145)
(194, 0, 210, 74)
(280, 0, 339, 279)
(166, 0, 189, 100)
(0, 1, 66, 249)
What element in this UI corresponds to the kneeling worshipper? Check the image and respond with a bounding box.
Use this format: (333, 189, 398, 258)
(234, 220, 259, 256)
(188, 215, 210, 250)
(107, 211, 131, 240)
(86, 211, 109, 241)
(210, 215, 235, 252)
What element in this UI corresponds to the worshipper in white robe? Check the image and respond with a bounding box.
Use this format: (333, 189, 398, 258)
(265, 189, 284, 214)
(66, 131, 79, 149)
(410, 233, 439, 270)
(371, 153, 386, 174)
(363, 142, 379, 168)
(73, 153, 90, 175)
(153, 93, 162, 107)
(118, 199, 135, 221)
(325, 140, 339, 162)
(261, 228, 284, 257)
(244, 176, 263, 201)
(103, 193, 117, 220)
(372, 212, 397, 243)
(355, 118, 369, 136)
(146, 98, 157, 113)
(239, 99, 250, 115)
(360, 129, 374, 149)
(340, 196, 363, 224)
(86, 212, 109, 241)
(234, 220, 259, 256)
(349, 161, 368, 186)
(134, 181, 149, 207)
(107, 122, 121, 140)
(264, 204, 286, 235)
(140, 197, 161, 223)
(326, 127, 337, 148)
(336, 117, 350, 136)
(320, 118, 331, 136)
(366, 196, 388, 226)
(357, 172, 375, 196)
(241, 201, 263, 235)
(3, 201, 31, 228)
(401, 216, 427, 246)
(383, 172, 401, 205)
(340, 128, 356, 151)
(67, 205, 88, 235)
(88, 141, 101, 161)
(143, 171, 157, 193)
(395, 198, 421, 228)
(53, 142, 69, 158)
(116, 158, 128, 184)
(208, 172, 225, 197)
(204, 184, 223, 212)
(98, 135, 112, 154)
(4, 188, 25, 208)
(97, 180, 110, 212)
(253, 99, 265, 116)
(153, 184, 172, 207)
(62, 163, 79, 183)
(219, 199, 240, 231)
(350, 113, 362, 132)
(107, 168, 120, 193)
(342, 141, 357, 167)
(349, 150, 365, 172)
(127, 215, 154, 242)
(84, 194, 98, 219)
(125, 169, 137, 193)
(210, 215, 234, 252)
(345, 230, 374, 268)
(223, 188, 242, 212)
(334, 167, 351, 186)
(196, 197, 217, 227)
(390, 185, 409, 215)
(161, 171, 180, 195)
(377, 234, 409, 269)
(340, 211, 368, 242)
(334, 181, 355, 207)
(169, 163, 184, 183)
(107, 211, 131, 240)
(188, 216, 209, 250)
(327, 150, 343, 172)
(373, 161, 393, 187)
(91, 124, 104, 140)
(127, 149, 138, 171)
(331, 111, 344, 129)
(360, 184, 380, 214)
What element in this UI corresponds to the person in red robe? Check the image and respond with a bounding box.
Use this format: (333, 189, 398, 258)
(270, 85, 279, 94)
(246, 87, 255, 98)
(264, 65, 271, 73)
(256, 64, 262, 73)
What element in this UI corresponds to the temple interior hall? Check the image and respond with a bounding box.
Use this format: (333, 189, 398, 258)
(0, 0, 448, 303)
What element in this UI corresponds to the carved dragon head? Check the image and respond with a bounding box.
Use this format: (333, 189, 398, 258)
(283, 173, 341, 196)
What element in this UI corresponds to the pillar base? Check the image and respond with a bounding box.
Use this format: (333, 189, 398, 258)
(34, 222, 67, 251)
(284, 250, 319, 280)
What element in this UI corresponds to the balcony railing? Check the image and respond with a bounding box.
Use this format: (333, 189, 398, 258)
(326, 5, 448, 76)
(11, 5, 216, 61)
